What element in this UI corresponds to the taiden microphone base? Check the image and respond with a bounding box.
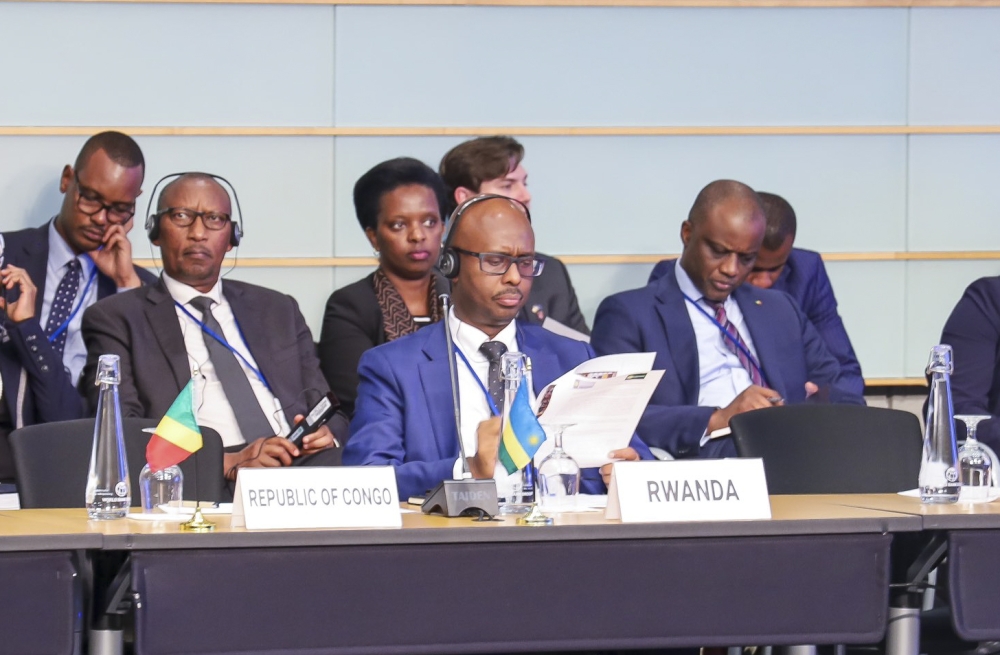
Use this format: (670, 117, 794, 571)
(421, 479, 499, 519)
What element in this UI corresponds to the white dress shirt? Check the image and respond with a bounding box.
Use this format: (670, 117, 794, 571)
(674, 260, 761, 409)
(42, 220, 99, 387)
(448, 308, 523, 499)
(162, 273, 289, 447)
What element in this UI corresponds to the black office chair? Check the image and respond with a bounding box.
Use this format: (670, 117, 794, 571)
(10, 417, 227, 509)
(729, 404, 923, 495)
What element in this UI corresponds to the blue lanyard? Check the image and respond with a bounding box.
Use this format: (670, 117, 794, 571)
(174, 300, 272, 392)
(46, 263, 98, 344)
(454, 347, 501, 417)
(681, 292, 769, 388)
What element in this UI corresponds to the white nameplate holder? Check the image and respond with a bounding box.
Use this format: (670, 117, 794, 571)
(606, 459, 771, 523)
(232, 466, 402, 530)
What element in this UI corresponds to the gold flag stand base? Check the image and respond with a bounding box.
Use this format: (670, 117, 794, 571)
(516, 503, 553, 526)
(180, 506, 216, 532)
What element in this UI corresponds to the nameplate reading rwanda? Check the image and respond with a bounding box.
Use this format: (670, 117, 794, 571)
(232, 466, 401, 530)
(605, 459, 770, 523)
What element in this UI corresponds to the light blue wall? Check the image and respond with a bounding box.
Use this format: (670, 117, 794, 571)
(0, 3, 995, 378)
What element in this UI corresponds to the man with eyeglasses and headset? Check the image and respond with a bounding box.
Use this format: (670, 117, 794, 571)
(81, 172, 347, 485)
(0, 131, 154, 482)
(344, 194, 651, 501)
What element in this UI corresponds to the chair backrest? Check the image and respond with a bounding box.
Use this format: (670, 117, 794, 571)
(729, 404, 923, 494)
(10, 418, 226, 509)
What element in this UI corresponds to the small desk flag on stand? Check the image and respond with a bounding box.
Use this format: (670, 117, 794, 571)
(498, 381, 546, 475)
(146, 379, 202, 473)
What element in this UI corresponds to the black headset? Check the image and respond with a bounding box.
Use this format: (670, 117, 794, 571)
(144, 172, 244, 247)
(436, 194, 531, 279)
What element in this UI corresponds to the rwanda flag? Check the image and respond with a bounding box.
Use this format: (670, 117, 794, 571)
(146, 380, 203, 473)
(497, 381, 547, 475)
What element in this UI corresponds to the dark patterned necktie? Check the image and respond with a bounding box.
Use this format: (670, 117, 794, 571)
(479, 341, 508, 416)
(45, 259, 82, 356)
(189, 296, 274, 441)
(703, 299, 765, 387)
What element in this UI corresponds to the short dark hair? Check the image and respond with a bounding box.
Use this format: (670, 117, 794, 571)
(688, 179, 763, 226)
(353, 157, 449, 233)
(75, 131, 145, 180)
(757, 192, 797, 251)
(438, 136, 524, 212)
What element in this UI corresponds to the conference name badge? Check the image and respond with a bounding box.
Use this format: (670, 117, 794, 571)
(232, 466, 402, 530)
(605, 459, 771, 523)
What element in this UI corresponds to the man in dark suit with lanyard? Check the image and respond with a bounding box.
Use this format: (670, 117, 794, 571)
(0, 131, 154, 481)
(591, 180, 862, 460)
(81, 173, 346, 482)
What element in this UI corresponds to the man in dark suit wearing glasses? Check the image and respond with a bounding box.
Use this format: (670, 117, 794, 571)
(0, 131, 153, 481)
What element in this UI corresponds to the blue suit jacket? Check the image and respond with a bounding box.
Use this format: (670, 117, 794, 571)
(593, 262, 864, 459)
(649, 248, 863, 396)
(0, 223, 153, 428)
(344, 320, 651, 499)
(940, 276, 1000, 451)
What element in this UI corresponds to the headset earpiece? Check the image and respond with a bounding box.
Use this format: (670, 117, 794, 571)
(230, 221, 242, 247)
(145, 212, 161, 241)
(437, 248, 459, 279)
(436, 194, 530, 280)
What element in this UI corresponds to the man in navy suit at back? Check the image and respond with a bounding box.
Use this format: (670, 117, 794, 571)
(649, 191, 864, 396)
(592, 180, 862, 460)
(0, 131, 154, 481)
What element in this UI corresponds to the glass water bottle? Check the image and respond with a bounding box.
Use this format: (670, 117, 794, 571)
(920, 345, 961, 504)
(86, 354, 131, 519)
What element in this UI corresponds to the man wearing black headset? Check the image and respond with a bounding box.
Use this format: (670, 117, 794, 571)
(0, 131, 154, 482)
(344, 194, 650, 501)
(81, 173, 347, 482)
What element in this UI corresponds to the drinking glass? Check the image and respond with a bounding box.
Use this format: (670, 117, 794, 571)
(956, 414, 995, 502)
(537, 423, 581, 511)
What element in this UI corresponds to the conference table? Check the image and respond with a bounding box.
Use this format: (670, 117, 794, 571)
(0, 496, 919, 655)
(823, 493, 1000, 644)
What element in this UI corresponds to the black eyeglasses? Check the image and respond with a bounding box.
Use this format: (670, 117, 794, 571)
(452, 247, 545, 277)
(74, 172, 135, 224)
(156, 207, 232, 231)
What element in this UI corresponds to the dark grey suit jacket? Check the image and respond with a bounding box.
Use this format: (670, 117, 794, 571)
(518, 252, 589, 335)
(80, 277, 348, 443)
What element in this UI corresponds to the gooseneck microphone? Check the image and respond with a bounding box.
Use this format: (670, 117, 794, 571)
(440, 294, 471, 477)
(421, 294, 499, 519)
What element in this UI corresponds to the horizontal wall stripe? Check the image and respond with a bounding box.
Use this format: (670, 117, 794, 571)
(12, 0, 1000, 7)
(131, 251, 1000, 268)
(864, 378, 927, 387)
(5, 125, 1000, 136)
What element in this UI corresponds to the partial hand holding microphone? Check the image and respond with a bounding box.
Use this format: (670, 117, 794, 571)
(421, 293, 499, 518)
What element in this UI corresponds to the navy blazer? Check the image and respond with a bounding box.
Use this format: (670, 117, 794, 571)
(650, 248, 863, 396)
(940, 276, 1000, 451)
(344, 320, 650, 500)
(593, 262, 863, 459)
(0, 223, 154, 429)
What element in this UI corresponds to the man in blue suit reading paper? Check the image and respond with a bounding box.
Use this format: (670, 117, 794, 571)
(591, 180, 863, 460)
(648, 191, 864, 397)
(344, 195, 649, 500)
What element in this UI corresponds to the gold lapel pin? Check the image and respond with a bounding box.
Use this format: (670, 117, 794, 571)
(755, 300, 762, 305)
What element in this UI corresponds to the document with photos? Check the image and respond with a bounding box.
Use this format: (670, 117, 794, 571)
(532, 353, 662, 468)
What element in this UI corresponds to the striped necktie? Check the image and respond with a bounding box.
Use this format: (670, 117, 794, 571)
(703, 299, 764, 387)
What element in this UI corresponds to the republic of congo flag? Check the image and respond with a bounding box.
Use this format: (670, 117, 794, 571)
(146, 380, 202, 472)
(497, 380, 547, 475)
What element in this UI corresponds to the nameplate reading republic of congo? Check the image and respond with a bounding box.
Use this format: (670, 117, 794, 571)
(232, 466, 402, 530)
